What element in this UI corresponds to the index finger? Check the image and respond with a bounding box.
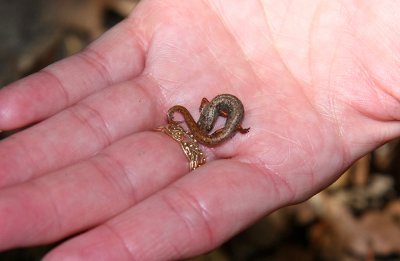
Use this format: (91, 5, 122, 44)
(0, 18, 145, 130)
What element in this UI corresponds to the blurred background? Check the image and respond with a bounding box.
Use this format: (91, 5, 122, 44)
(1, 1, 400, 260)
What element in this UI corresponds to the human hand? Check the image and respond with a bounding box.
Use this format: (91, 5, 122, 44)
(0, 0, 399, 260)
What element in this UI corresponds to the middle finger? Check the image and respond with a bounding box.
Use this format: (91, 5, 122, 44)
(0, 77, 162, 187)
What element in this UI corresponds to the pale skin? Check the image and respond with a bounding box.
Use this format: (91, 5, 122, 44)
(0, 0, 399, 260)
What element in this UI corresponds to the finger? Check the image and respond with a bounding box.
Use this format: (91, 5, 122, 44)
(0, 18, 145, 130)
(43, 160, 294, 261)
(0, 131, 189, 251)
(0, 78, 162, 187)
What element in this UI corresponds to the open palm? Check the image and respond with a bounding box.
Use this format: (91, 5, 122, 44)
(0, 0, 399, 260)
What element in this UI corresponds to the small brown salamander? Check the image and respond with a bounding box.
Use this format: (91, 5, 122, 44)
(167, 94, 250, 146)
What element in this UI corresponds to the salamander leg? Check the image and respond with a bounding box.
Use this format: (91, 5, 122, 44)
(237, 125, 250, 133)
(199, 98, 210, 113)
(218, 109, 229, 117)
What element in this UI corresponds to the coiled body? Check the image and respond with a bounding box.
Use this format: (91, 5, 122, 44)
(167, 94, 249, 146)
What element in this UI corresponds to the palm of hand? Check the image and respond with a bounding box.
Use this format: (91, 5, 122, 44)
(0, 0, 399, 260)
